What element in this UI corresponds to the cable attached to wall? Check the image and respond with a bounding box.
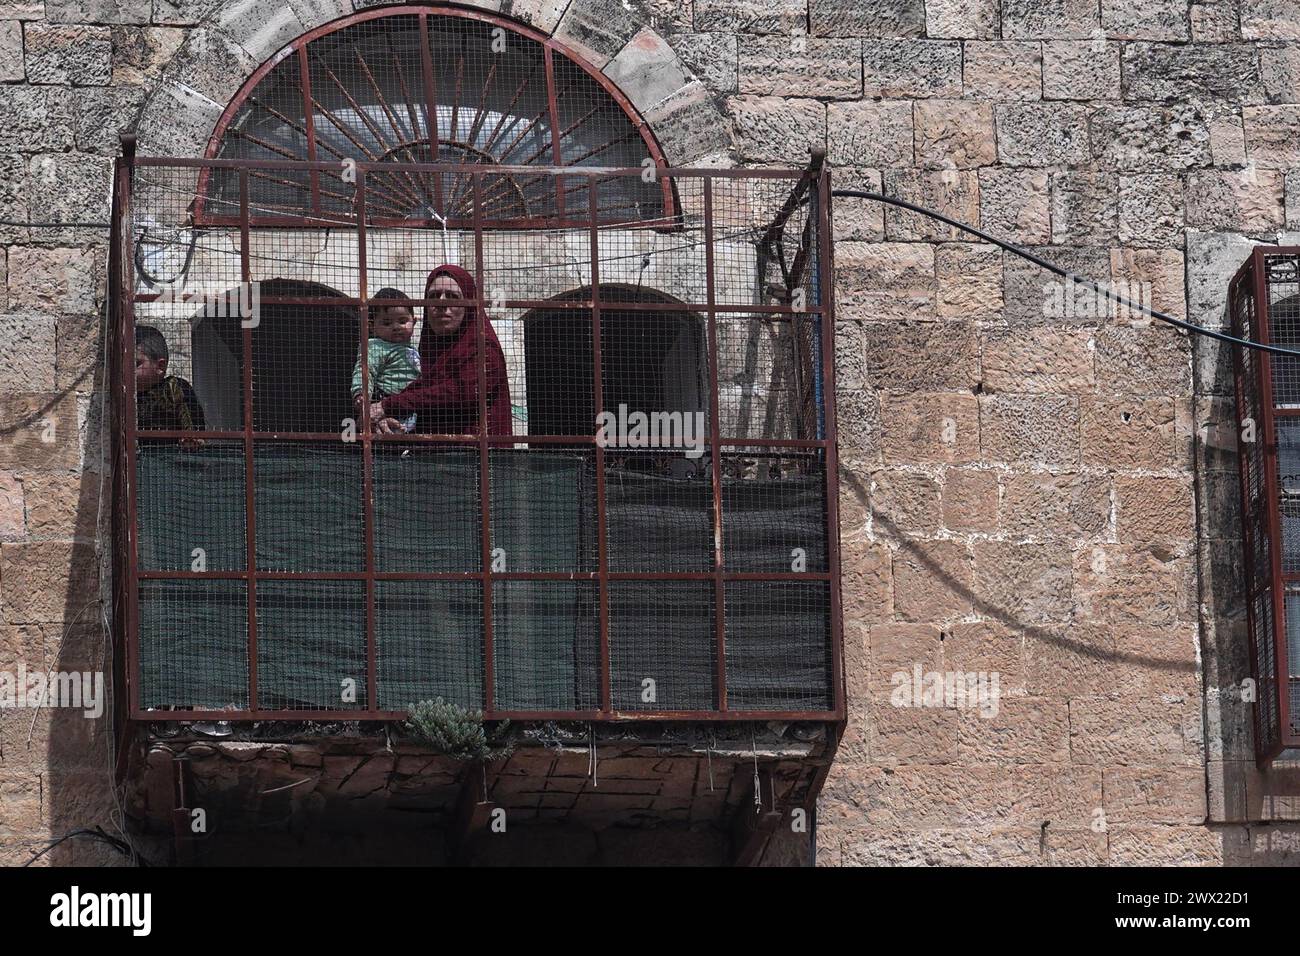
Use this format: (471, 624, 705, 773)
(828, 188, 1300, 360)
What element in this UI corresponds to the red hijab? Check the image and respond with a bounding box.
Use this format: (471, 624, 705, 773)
(380, 264, 512, 436)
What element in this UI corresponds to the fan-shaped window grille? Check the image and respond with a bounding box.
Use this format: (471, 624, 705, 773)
(197, 6, 673, 227)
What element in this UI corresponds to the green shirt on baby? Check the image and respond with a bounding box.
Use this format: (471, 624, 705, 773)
(352, 338, 421, 400)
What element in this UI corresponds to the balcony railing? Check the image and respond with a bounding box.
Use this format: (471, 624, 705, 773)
(110, 148, 844, 722)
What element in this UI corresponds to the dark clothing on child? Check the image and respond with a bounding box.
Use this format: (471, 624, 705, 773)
(137, 376, 206, 431)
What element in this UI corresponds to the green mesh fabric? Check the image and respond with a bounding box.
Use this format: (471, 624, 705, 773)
(134, 447, 832, 712)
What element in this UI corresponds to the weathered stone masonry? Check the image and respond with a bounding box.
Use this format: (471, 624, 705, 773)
(3, 0, 1300, 864)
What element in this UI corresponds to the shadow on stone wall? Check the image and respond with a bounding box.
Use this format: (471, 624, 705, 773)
(1195, 321, 1300, 862)
(41, 312, 131, 866)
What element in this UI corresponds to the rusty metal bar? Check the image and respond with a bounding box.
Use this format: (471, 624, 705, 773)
(136, 707, 839, 722)
(137, 570, 835, 582)
(135, 291, 825, 317)
(591, 175, 610, 713)
(815, 159, 847, 720)
(132, 432, 831, 447)
(418, 11, 444, 214)
(121, 139, 143, 721)
(358, 169, 377, 716)
(240, 168, 258, 711)
(1254, 246, 1289, 763)
(147, 154, 805, 178)
(1231, 266, 1266, 761)
(704, 178, 726, 712)
(474, 171, 494, 713)
(297, 47, 321, 215)
(548, 54, 567, 223)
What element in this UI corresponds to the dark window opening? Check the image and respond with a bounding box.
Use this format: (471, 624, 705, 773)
(524, 285, 707, 474)
(191, 280, 359, 434)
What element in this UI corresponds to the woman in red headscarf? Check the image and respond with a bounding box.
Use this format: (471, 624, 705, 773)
(369, 264, 512, 436)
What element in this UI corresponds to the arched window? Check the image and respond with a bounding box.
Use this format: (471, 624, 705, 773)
(523, 285, 707, 455)
(196, 6, 674, 226)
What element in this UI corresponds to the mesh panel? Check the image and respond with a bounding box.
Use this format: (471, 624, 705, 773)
(606, 456, 714, 572)
(722, 452, 827, 572)
(373, 444, 480, 571)
(493, 581, 599, 710)
(138, 580, 248, 709)
(609, 581, 716, 711)
(725, 581, 831, 711)
(490, 449, 596, 572)
(1256, 590, 1279, 753)
(376, 580, 482, 710)
(1268, 268, 1300, 405)
(1279, 421, 1300, 574)
(257, 580, 367, 711)
(136, 441, 246, 571)
(254, 444, 364, 572)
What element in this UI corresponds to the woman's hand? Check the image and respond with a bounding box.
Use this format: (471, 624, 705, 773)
(368, 401, 387, 423)
(375, 417, 405, 434)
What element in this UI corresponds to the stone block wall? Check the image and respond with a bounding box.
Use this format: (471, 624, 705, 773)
(2, 0, 1298, 865)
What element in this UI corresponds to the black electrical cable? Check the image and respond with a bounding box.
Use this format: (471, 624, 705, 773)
(829, 188, 1300, 359)
(21, 825, 147, 866)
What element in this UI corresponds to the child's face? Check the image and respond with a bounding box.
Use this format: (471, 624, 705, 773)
(374, 306, 415, 344)
(135, 349, 166, 391)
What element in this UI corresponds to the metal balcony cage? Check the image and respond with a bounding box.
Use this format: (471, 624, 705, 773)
(110, 150, 843, 723)
(1231, 249, 1300, 764)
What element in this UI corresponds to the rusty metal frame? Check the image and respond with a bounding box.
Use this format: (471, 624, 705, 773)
(118, 155, 845, 724)
(192, 4, 675, 228)
(1230, 247, 1300, 765)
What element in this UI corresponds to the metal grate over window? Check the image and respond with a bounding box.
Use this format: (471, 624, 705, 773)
(1230, 250, 1300, 764)
(196, 7, 671, 227)
(115, 157, 841, 721)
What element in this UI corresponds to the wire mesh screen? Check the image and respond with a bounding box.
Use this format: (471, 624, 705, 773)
(1230, 252, 1300, 761)
(122, 155, 839, 720)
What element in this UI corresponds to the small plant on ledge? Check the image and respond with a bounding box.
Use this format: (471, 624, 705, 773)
(405, 698, 514, 762)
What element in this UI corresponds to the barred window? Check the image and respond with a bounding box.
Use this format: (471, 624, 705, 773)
(1232, 250, 1300, 765)
(197, 7, 671, 226)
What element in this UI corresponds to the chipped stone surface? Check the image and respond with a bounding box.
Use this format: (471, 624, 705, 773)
(927, 0, 997, 38)
(809, 0, 925, 37)
(25, 25, 113, 85)
(1001, 0, 1100, 39)
(738, 36, 862, 98)
(1042, 39, 1120, 100)
(995, 103, 1090, 166)
(864, 40, 962, 98)
(914, 100, 996, 169)
(827, 99, 913, 167)
(726, 94, 823, 163)
(962, 40, 1042, 101)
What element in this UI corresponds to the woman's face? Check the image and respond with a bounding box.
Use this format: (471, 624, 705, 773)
(427, 274, 467, 336)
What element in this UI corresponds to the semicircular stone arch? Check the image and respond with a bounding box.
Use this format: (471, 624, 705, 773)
(135, 0, 733, 178)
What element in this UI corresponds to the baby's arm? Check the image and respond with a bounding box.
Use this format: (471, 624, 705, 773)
(351, 343, 385, 402)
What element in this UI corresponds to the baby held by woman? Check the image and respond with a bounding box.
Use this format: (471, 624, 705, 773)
(352, 288, 421, 433)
